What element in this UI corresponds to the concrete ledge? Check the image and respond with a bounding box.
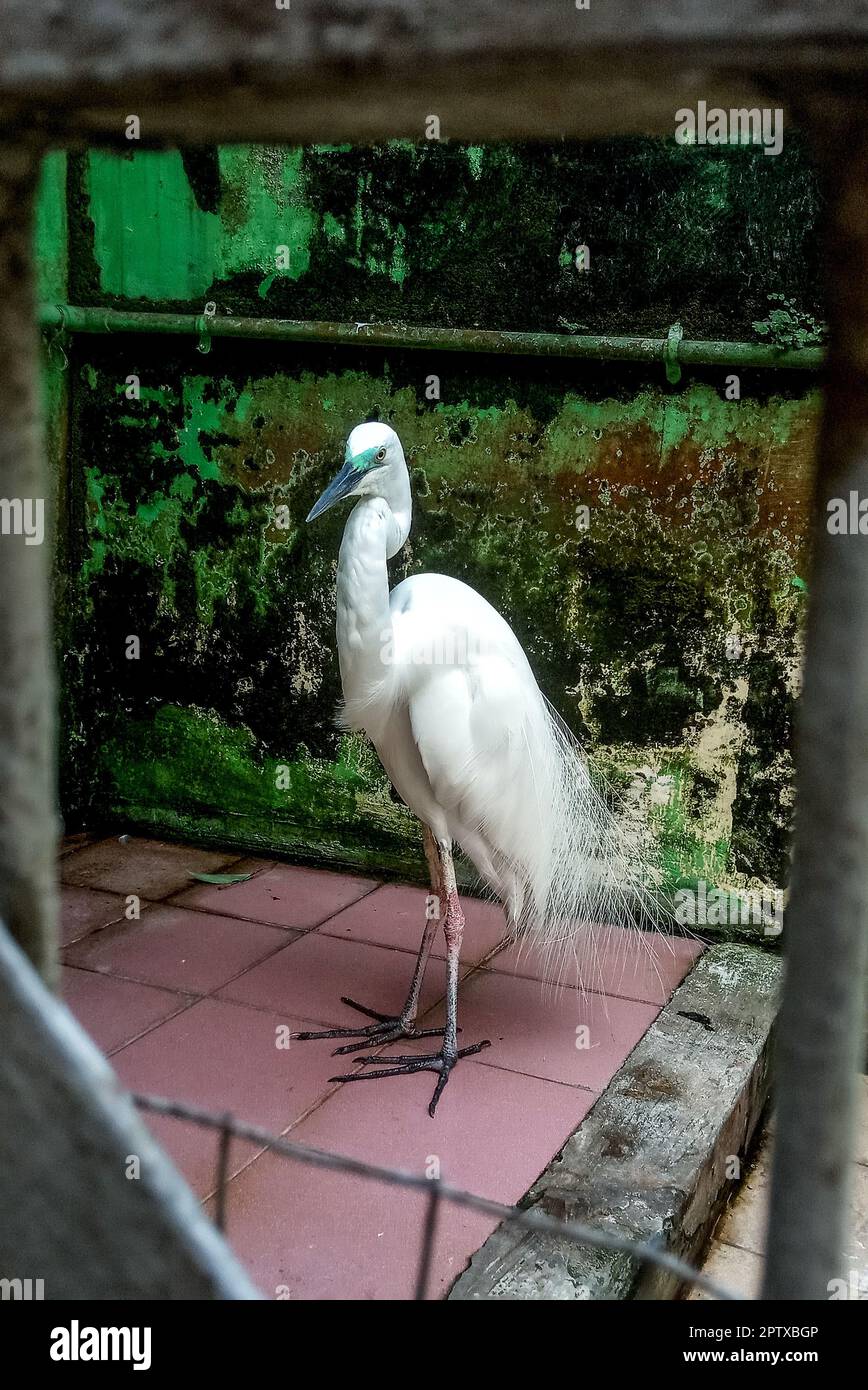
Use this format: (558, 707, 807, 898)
(449, 942, 781, 1300)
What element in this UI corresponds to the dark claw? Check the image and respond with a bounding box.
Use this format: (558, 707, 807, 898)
(340, 996, 395, 1023)
(332, 1025, 446, 1056)
(328, 1039, 492, 1116)
(295, 998, 446, 1053)
(356, 1051, 448, 1065)
(295, 1024, 379, 1041)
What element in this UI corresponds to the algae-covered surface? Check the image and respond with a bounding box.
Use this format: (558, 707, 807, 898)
(40, 138, 821, 899)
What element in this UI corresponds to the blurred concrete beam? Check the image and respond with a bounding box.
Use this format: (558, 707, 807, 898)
(763, 98, 868, 1300)
(2, 2, 868, 143)
(0, 133, 57, 981)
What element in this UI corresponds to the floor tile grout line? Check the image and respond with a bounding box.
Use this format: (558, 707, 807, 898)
(194, 1060, 601, 1206)
(66, 945, 672, 1069)
(306, 882, 423, 938)
(62, 881, 690, 1007)
(106, 995, 203, 1058)
(62, 914, 298, 958)
(67, 953, 375, 1045)
(153, 900, 313, 931)
(256, 922, 686, 1008)
(455, 956, 678, 1010)
(215, 984, 452, 1033)
(61, 927, 305, 1007)
(137, 1024, 616, 1207)
(75, 979, 429, 1064)
(61, 897, 304, 950)
(219, 997, 377, 1031)
(60, 894, 184, 945)
(161, 906, 316, 931)
(197, 1078, 380, 1204)
(472, 937, 700, 1008)
(57, 834, 99, 860)
(190, 934, 311, 999)
(200, 1141, 273, 1206)
(65, 884, 272, 923)
(485, 972, 678, 1010)
(199, 923, 479, 1012)
(61, 959, 203, 1002)
(60, 840, 271, 902)
(465, 1054, 602, 1093)
(315, 927, 493, 964)
(61, 855, 251, 903)
(304, 879, 384, 932)
(193, 1028, 496, 1204)
(158, 881, 382, 932)
(62, 914, 130, 947)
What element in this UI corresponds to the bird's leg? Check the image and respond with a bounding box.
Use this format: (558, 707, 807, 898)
(295, 826, 446, 1054)
(328, 839, 491, 1117)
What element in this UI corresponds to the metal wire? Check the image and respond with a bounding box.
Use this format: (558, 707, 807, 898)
(414, 1179, 441, 1301)
(132, 1091, 738, 1301)
(213, 1113, 233, 1234)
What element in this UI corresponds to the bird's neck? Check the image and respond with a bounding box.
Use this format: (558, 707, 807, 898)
(335, 485, 411, 706)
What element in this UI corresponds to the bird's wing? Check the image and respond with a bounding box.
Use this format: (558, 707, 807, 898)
(391, 572, 545, 862)
(406, 650, 546, 881)
(389, 572, 534, 682)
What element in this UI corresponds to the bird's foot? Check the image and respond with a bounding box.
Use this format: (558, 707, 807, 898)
(295, 996, 446, 1055)
(329, 1038, 492, 1117)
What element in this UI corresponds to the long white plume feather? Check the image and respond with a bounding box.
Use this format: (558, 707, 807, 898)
(457, 680, 671, 995)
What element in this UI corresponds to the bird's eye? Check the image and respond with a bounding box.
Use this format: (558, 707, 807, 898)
(376, 447, 387, 462)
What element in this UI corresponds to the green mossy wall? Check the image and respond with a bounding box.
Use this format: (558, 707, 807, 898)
(37, 140, 822, 899)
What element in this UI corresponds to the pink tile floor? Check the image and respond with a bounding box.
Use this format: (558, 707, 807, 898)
(59, 834, 703, 1300)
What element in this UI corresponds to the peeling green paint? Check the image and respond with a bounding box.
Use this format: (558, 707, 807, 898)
(87, 149, 220, 300)
(86, 145, 316, 301)
(71, 138, 823, 335)
(219, 146, 315, 282)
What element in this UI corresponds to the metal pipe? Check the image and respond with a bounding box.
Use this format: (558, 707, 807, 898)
(39, 303, 824, 372)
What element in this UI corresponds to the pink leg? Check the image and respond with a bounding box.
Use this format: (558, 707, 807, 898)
(296, 825, 444, 1054)
(327, 837, 491, 1117)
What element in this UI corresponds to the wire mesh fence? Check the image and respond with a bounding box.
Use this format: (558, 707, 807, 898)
(2, 0, 865, 1309)
(132, 1091, 738, 1302)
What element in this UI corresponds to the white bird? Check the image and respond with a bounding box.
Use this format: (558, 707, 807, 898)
(299, 421, 659, 1115)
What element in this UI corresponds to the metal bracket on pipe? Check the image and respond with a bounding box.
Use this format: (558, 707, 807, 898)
(197, 301, 217, 354)
(43, 303, 69, 367)
(664, 322, 684, 384)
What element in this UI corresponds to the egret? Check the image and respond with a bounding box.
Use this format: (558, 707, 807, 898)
(299, 422, 659, 1115)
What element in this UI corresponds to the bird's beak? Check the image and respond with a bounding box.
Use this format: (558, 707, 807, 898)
(306, 457, 359, 523)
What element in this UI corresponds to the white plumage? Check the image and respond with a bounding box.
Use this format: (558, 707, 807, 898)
(299, 421, 661, 1115)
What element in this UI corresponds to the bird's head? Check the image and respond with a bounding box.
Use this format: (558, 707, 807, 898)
(306, 422, 407, 523)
